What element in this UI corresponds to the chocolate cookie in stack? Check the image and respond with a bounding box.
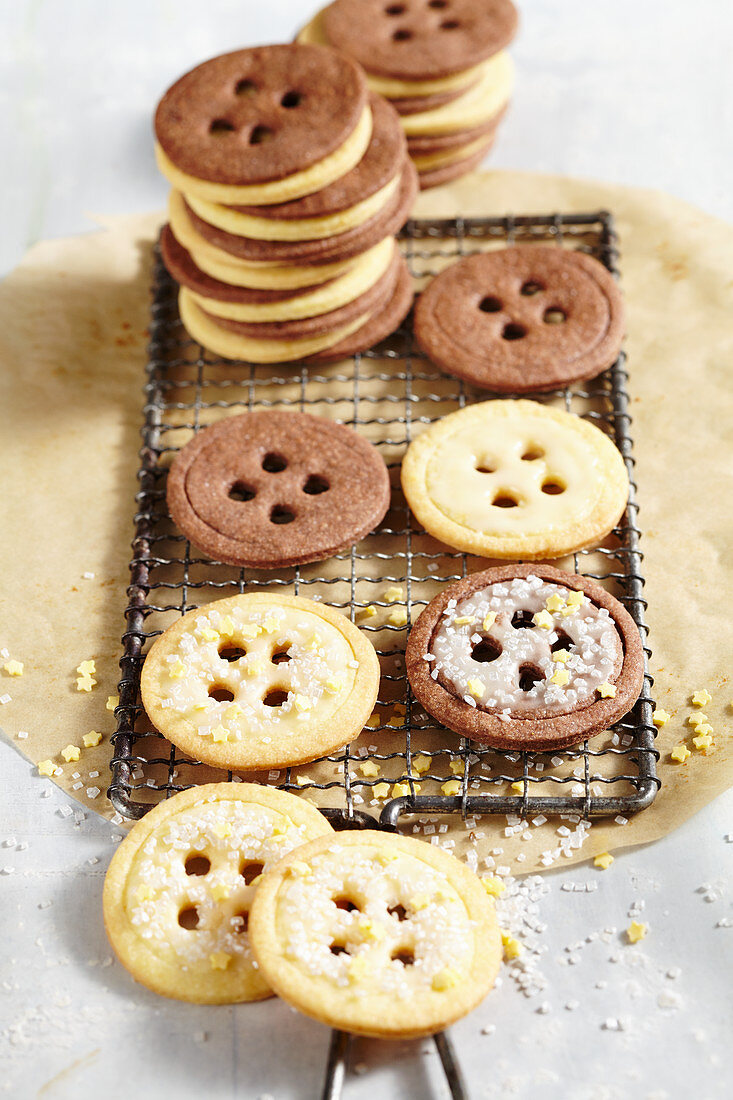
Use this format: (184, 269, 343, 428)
(154, 43, 417, 363)
(298, 0, 518, 189)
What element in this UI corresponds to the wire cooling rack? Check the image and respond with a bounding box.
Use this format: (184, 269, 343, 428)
(108, 211, 659, 828)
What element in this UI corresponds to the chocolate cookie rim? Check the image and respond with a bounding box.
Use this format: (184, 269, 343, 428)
(405, 564, 645, 751)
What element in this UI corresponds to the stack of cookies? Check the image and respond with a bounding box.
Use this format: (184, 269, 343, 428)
(154, 43, 417, 363)
(298, 0, 518, 189)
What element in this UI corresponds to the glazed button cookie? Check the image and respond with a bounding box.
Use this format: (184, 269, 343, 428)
(414, 247, 625, 393)
(406, 564, 645, 750)
(166, 410, 391, 568)
(140, 593, 380, 771)
(248, 831, 501, 1038)
(102, 783, 333, 1003)
(401, 399, 629, 559)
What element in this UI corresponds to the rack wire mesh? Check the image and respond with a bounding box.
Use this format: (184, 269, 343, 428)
(109, 210, 659, 829)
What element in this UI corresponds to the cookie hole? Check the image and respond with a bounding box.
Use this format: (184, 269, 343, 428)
(184, 854, 211, 877)
(281, 90, 302, 109)
(249, 125, 275, 145)
(521, 446, 544, 461)
(228, 482, 256, 502)
(262, 452, 287, 472)
(303, 474, 330, 495)
(209, 685, 235, 702)
(511, 610, 535, 630)
(393, 28, 413, 40)
(334, 896, 361, 912)
(178, 905, 200, 930)
(518, 664, 544, 692)
(543, 307, 567, 324)
(210, 118, 235, 134)
(218, 644, 247, 662)
(270, 504, 295, 525)
(471, 637, 502, 663)
(240, 860, 264, 885)
(440, 19, 460, 29)
(475, 460, 496, 474)
(233, 910, 249, 932)
(551, 630, 575, 653)
(235, 79, 257, 97)
(391, 947, 415, 966)
(271, 647, 292, 665)
(330, 942, 349, 956)
(478, 296, 502, 313)
(541, 479, 566, 495)
(385, 4, 406, 13)
(491, 493, 519, 508)
(263, 689, 289, 708)
(521, 280, 544, 296)
(388, 904, 408, 921)
(502, 323, 527, 341)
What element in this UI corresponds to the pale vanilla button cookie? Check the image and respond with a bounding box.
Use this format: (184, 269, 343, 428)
(103, 783, 333, 1003)
(401, 399, 629, 559)
(248, 831, 502, 1039)
(140, 594, 380, 771)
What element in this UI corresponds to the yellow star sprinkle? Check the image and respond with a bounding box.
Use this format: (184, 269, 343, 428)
(37, 759, 56, 777)
(4, 660, 23, 676)
(348, 956, 368, 982)
(211, 725, 230, 743)
(357, 605, 377, 620)
(359, 761, 381, 779)
(692, 732, 714, 752)
(106, 695, 119, 712)
(77, 660, 96, 676)
(533, 610, 554, 630)
(372, 782, 391, 800)
(670, 742, 691, 763)
(168, 659, 186, 679)
(218, 615, 235, 635)
(244, 661, 266, 677)
(594, 852, 614, 870)
(210, 883, 231, 902)
(694, 722, 713, 736)
(453, 615, 474, 626)
(597, 682, 617, 698)
(83, 730, 102, 748)
(388, 607, 408, 627)
(384, 586, 404, 603)
(76, 676, 96, 692)
(413, 754, 432, 775)
(560, 591, 586, 617)
(501, 932, 523, 959)
(287, 861, 312, 877)
(199, 627, 219, 643)
(482, 612, 497, 631)
(224, 703, 244, 721)
(358, 917, 385, 941)
(510, 781, 525, 793)
(467, 678, 484, 698)
(550, 669, 570, 687)
(324, 678, 343, 695)
(481, 877, 506, 897)
(691, 689, 711, 707)
(61, 745, 80, 763)
(294, 694, 312, 712)
(305, 632, 322, 650)
(409, 893, 431, 910)
(209, 952, 231, 970)
(392, 781, 420, 798)
(545, 593, 566, 612)
(239, 624, 260, 640)
(552, 649, 571, 663)
(432, 968, 460, 992)
(441, 779, 462, 796)
(652, 708, 671, 728)
(449, 760, 465, 775)
(212, 822, 232, 838)
(687, 712, 707, 728)
(626, 921, 648, 944)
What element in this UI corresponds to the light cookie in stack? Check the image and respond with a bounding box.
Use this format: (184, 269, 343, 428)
(155, 43, 417, 363)
(298, 0, 518, 189)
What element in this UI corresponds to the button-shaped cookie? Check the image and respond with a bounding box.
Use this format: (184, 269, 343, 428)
(401, 399, 629, 559)
(167, 410, 390, 568)
(405, 564, 645, 750)
(103, 783, 333, 1003)
(414, 246, 625, 393)
(249, 831, 502, 1038)
(140, 593, 380, 771)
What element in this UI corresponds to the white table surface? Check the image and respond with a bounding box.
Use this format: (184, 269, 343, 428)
(2, 3, 732, 1098)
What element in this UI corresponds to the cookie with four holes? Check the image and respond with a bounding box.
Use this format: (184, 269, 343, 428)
(248, 830, 502, 1038)
(414, 246, 625, 393)
(405, 564, 645, 750)
(102, 783, 333, 1003)
(401, 399, 629, 560)
(166, 410, 390, 567)
(140, 593, 380, 771)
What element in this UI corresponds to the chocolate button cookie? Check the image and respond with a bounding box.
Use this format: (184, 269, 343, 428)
(154, 43, 367, 185)
(322, 0, 519, 80)
(167, 411, 390, 568)
(406, 564, 645, 751)
(414, 246, 625, 393)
